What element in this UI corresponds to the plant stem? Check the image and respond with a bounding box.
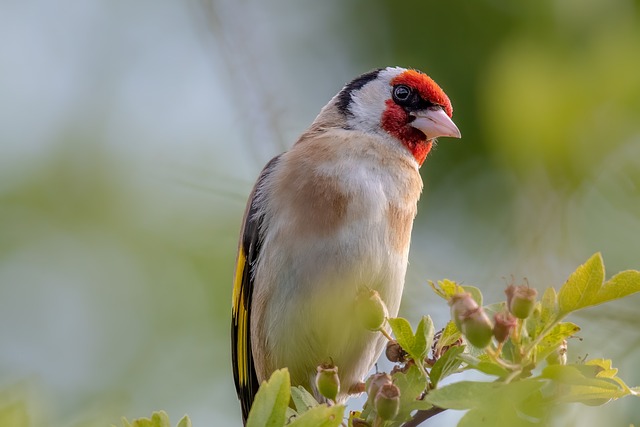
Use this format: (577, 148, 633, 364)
(485, 346, 520, 371)
(379, 327, 394, 341)
(502, 367, 523, 384)
(401, 406, 446, 427)
(522, 315, 564, 358)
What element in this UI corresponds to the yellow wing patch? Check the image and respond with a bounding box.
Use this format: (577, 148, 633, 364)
(232, 246, 246, 316)
(232, 246, 249, 387)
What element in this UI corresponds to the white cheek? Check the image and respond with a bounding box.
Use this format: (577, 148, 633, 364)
(346, 79, 389, 133)
(343, 66, 410, 135)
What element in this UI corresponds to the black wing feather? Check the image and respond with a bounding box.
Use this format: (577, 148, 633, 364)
(231, 155, 280, 424)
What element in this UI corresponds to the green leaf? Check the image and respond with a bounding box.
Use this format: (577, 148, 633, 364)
(556, 255, 640, 315)
(577, 359, 635, 395)
(499, 339, 519, 363)
(388, 317, 414, 352)
(535, 322, 580, 361)
(526, 287, 560, 341)
(290, 386, 318, 415)
(593, 270, 640, 306)
(454, 380, 547, 427)
(392, 364, 430, 423)
(557, 254, 640, 316)
(426, 381, 495, 410)
(458, 406, 540, 427)
(540, 287, 558, 324)
(151, 412, 171, 427)
(429, 379, 547, 426)
(176, 416, 191, 427)
(416, 316, 435, 361)
(541, 365, 619, 390)
(429, 345, 465, 387)
(541, 362, 635, 405)
(425, 379, 544, 410)
(126, 411, 172, 427)
(557, 253, 604, 315)
(584, 359, 618, 379)
(388, 316, 434, 364)
(552, 386, 621, 404)
(435, 321, 462, 355)
(458, 354, 509, 377)
(246, 368, 291, 427)
(287, 404, 344, 427)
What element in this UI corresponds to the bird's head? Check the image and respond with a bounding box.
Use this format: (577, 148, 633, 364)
(333, 66, 461, 165)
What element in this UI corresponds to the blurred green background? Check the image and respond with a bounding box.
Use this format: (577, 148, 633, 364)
(1, 0, 639, 426)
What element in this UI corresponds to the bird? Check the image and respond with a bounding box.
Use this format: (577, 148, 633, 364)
(231, 66, 460, 424)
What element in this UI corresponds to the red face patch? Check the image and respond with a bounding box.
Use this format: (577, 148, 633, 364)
(381, 99, 433, 166)
(390, 70, 453, 117)
(381, 69, 454, 166)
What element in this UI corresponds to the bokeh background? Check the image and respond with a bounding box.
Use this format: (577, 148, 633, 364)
(1, 0, 639, 426)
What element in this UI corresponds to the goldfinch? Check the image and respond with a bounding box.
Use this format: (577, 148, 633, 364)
(231, 66, 460, 423)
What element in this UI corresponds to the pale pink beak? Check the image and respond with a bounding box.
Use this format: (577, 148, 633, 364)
(410, 108, 461, 140)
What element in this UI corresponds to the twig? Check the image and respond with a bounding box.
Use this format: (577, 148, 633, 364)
(401, 406, 446, 427)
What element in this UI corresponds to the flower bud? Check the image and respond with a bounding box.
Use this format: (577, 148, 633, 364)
(493, 311, 517, 343)
(460, 307, 493, 348)
(448, 292, 479, 331)
(506, 285, 537, 319)
(315, 363, 340, 401)
(355, 289, 388, 331)
(374, 384, 400, 421)
(385, 340, 407, 363)
(365, 372, 392, 405)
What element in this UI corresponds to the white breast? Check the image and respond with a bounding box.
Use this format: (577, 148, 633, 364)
(251, 129, 423, 399)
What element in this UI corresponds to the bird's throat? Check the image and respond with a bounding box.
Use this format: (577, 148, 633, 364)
(381, 100, 433, 166)
(408, 140, 432, 166)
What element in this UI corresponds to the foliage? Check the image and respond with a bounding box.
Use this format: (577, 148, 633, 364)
(247, 369, 345, 427)
(40, 253, 637, 427)
(118, 411, 191, 427)
(240, 253, 640, 426)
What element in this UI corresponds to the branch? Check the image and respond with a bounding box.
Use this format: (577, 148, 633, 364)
(401, 406, 446, 427)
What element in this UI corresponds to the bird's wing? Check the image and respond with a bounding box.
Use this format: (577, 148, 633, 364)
(232, 155, 280, 424)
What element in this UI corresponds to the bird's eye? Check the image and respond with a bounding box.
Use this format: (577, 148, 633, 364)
(393, 85, 412, 103)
